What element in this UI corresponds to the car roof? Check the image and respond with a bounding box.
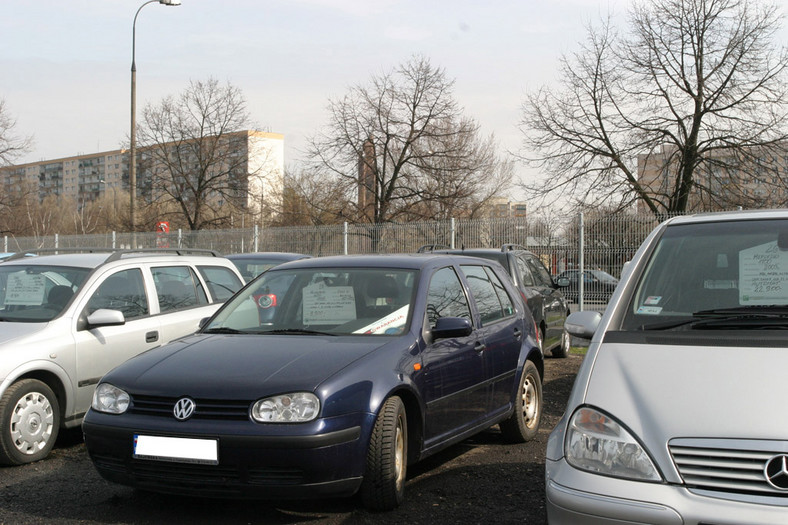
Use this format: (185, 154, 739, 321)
(226, 252, 310, 260)
(270, 253, 508, 271)
(664, 208, 788, 226)
(0, 249, 232, 270)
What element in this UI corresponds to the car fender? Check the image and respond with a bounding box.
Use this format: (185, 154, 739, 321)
(0, 358, 75, 421)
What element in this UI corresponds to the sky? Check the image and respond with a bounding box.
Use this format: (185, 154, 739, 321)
(2, 0, 786, 198)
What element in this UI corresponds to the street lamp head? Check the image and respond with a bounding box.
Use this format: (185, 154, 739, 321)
(159, 0, 181, 5)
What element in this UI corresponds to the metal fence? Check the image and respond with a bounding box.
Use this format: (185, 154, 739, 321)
(1, 212, 674, 310)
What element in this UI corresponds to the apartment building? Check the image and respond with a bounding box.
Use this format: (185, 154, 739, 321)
(0, 130, 284, 215)
(637, 144, 788, 212)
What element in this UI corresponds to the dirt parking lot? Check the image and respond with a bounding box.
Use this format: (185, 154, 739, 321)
(0, 354, 583, 525)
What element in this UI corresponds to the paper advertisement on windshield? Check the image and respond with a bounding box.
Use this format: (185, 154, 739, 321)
(740, 241, 788, 304)
(5, 273, 46, 306)
(302, 282, 356, 325)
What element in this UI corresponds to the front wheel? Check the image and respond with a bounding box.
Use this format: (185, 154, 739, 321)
(0, 379, 60, 465)
(360, 396, 407, 511)
(499, 360, 542, 443)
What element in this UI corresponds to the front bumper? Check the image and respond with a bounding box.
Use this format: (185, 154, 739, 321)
(82, 411, 373, 500)
(545, 457, 788, 525)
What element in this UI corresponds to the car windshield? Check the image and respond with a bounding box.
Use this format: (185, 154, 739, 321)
(204, 267, 417, 336)
(623, 218, 788, 331)
(0, 265, 90, 322)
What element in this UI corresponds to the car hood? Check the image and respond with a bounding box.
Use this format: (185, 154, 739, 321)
(583, 342, 788, 473)
(0, 322, 47, 345)
(103, 333, 395, 398)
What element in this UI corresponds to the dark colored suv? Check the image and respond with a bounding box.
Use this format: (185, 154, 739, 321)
(420, 244, 571, 357)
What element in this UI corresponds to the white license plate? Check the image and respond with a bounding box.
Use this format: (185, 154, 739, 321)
(133, 434, 218, 465)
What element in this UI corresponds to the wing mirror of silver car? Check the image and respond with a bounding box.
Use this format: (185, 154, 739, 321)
(86, 309, 126, 328)
(564, 310, 602, 340)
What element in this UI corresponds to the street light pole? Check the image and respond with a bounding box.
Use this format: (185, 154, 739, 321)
(130, 0, 180, 245)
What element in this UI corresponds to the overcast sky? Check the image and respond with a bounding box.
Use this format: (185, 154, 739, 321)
(2, 0, 786, 194)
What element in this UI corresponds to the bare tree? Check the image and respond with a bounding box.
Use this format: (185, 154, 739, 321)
(136, 78, 268, 230)
(308, 55, 512, 225)
(519, 0, 788, 215)
(0, 99, 32, 167)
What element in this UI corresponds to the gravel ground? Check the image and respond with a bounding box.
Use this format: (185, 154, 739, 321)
(0, 353, 583, 525)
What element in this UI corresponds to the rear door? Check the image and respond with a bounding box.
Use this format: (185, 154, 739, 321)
(459, 264, 523, 414)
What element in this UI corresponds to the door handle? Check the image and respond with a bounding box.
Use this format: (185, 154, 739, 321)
(474, 342, 486, 353)
(146, 331, 159, 343)
(513, 328, 522, 341)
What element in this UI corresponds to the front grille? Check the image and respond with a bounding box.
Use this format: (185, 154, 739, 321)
(91, 452, 305, 490)
(669, 439, 788, 499)
(130, 394, 251, 420)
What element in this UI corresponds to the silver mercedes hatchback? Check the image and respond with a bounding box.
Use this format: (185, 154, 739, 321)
(547, 209, 788, 524)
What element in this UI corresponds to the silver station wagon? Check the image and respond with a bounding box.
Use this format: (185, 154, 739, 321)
(0, 249, 244, 465)
(547, 210, 788, 524)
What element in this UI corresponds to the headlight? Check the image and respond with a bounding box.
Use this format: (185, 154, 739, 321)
(565, 406, 661, 481)
(91, 383, 130, 414)
(251, 392, 319, 423)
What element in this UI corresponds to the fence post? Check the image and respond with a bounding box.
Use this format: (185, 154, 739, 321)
(55, 233, 59, 252)
(178, 229, 183, 249)
(451, 218, 455, 249)
(3, 235, 6, 252)
(112, 231, 116, 249)
(254, 225, 259, 252)
(579, 212, 585, 311)
(343, 222, 348, 255)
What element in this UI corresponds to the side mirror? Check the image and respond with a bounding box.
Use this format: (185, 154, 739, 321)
(555, 277, 570, 287)
(432, 316, 473, 340)
(564, 311, 602, 339)
(86, 308, 126, 328)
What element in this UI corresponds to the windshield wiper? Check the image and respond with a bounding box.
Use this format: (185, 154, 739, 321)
(261, 328, 337, 336)
(202, 327, 246, 334)
(640, 306, 788, 331)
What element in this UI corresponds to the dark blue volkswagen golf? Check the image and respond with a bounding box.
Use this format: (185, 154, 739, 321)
(82, 254, 544, 510)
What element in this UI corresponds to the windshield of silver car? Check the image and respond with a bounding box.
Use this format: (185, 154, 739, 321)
(623, 219, 788, 331)
(0, 265, 90, 322)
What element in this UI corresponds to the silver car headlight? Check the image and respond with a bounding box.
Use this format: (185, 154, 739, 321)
(251, 392, 319, 423)
(91, 383, 130, 414)
(565, 406, 661, 481)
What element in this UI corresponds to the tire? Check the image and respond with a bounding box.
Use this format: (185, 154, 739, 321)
(552, 329, 570, 358)
(360, 396, 407, 511)
(0, 379, 60, 465)
(500, 360, 542, 443)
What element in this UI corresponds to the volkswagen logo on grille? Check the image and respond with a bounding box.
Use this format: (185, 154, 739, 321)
(173, 398, 196, 421)
(764, 455, 788, 490)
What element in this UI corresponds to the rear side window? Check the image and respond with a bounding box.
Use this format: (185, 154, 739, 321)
(426, 267, 472, 328)
(526, 256, 554, 287)
(86, 268, 149, 320)
(461, 265, 515, 325)
(516, 256, 535, 286)
(198, 265, 243, 303)
(152, 266, 208, 313)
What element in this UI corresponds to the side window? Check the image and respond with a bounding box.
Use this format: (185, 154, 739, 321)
(198, 265, 243, 303)
(516, 257, 535, 286)
(426, 267, 472, 329)
(526, 256, 553, 287)
(86, 268, 149, 320)
(152, 266, 205, 313)
(461, 265, 515, 325)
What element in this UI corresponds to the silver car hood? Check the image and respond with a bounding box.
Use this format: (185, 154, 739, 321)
(584, 342, 786, 475)
(0, 322, 46, 345)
